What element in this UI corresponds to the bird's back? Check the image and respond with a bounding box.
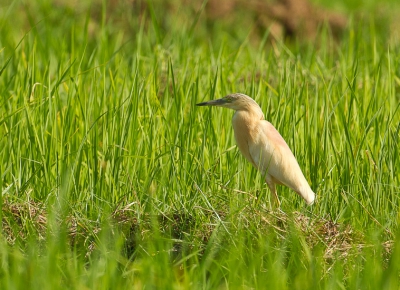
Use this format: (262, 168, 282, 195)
(249, 120, 315, 204)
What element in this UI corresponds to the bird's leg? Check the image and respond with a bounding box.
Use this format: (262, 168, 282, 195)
(265, 177, 281, 209)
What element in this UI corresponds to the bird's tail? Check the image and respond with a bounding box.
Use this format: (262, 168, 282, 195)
(298, 186, 315, 206)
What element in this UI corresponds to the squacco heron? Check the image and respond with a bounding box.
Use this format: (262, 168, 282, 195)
(197, 93, 315, 206)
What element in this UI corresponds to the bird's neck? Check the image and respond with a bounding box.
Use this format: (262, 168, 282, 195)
(232, 107, 264, 139)
(236, 105, 264, 121)
(231, 108, 264, 166)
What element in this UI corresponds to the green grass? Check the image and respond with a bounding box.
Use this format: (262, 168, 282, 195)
(1, 0, 400, 288)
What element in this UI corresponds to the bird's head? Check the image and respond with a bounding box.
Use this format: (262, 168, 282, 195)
(196, 93, 259, 111)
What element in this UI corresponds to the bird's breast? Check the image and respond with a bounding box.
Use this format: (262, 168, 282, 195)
(232, 112, 259, 167)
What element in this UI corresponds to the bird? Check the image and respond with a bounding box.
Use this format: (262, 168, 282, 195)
(196, 93, 315, 207)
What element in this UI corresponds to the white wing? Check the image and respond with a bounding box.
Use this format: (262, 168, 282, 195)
(249, 120, 308, 192)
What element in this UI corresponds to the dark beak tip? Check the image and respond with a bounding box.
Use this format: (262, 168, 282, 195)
(196, 99, 225, 107)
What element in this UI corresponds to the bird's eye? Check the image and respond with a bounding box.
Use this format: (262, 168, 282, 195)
(225, 96, 232, 102)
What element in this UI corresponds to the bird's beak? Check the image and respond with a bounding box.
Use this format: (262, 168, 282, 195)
(196, 98, 227, 107)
